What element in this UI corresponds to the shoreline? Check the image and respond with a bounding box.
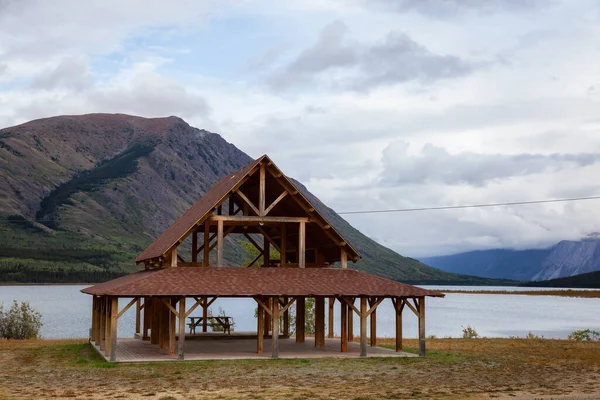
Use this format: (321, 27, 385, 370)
(442, 289, 600, 298)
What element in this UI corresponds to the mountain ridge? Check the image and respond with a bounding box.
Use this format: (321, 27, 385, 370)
(422, 238, 600, 281)
(0, 113, 498, 284)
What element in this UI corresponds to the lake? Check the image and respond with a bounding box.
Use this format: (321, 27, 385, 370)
(1, 285, 599, 339)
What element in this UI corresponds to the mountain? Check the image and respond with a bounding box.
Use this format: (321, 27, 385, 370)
(422, 237, 600, 281)
(0, 113, 495, 284)
(521, 270, 600, 289)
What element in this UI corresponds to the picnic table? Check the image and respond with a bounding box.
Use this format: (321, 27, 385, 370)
(188, 316, 233, 335)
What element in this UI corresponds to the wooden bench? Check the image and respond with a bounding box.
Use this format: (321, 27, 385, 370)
(188, 316, 233, 335)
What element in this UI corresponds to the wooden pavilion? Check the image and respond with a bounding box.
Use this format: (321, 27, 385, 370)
(82, 155, 443, 361)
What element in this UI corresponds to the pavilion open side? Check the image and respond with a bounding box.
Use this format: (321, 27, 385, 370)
(82, 155, 444, 362)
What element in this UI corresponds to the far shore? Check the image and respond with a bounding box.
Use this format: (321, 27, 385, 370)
(442, 289, 600, 298)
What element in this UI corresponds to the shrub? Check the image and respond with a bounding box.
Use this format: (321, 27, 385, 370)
(461, 325, 479, 339)
(568, 329, 600, 341)
(0, 300, 43, 339)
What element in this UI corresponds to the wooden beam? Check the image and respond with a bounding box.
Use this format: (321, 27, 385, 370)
(340, 248, 348, 268)
(161, 298, 179, 317)
(340, 300, 348, 352)
(360, 297, 367, 357)
(259, 165, 266, 216)
(236, 189, 260, 216)
(117, 297, 138, 320)
(404, 298, 419, 317)
(254, 297, 273, 317)
(366, 297, 384, 318)
(216, 219, 224, 267)
(263, 235, 270, 267)
(257, 298, 264, 353)
(328, 297, 334, 339)
(296, 296, 305, 343)
(392, 298, 404, 352)
(247, 252, 262, 268)
(282, 296, 290, 337)
(256, 226, 282, 253)
(298, 221, 306, 268)
(280, 223, 287, 264)
(271, 296, 280, 358)
(369, 298, 377, 347)
(341, 297, 360, 316)
(315, 297, 325, 348)
(192, 231, 198, 263)
(280, 297, 296, 314)
(184, 297, 203, 318)
(203, 223, 210, 266)
(169, 298, 176, 355)
(207, 215, 310, 224)
(110, 296, 118, 362)
(419, 297, 426, 357)
(208, 226, 235, 252)
(135, 298, 141, 336)
(264, 191, 288, 215)
(178, 297, 186, 360)
(348, 298, 355, 342)
(243, 233, 263, 254)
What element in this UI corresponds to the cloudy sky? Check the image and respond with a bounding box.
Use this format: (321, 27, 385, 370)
(2, 0, 600, 257)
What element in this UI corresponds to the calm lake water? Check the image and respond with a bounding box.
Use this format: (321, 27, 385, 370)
(1, 285, 599, 339)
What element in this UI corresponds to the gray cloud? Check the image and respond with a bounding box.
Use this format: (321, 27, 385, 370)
(380, 141, 600, 186)
(365, 0, 549, 17)
(30, 57, 91, 91)
(268, 21, 477, 91)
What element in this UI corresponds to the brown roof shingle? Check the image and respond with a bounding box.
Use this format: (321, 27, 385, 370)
(81, 267, 444, 298)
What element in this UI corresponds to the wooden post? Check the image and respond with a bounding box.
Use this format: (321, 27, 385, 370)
(203, 223, 210, 266)
(216, 219, 224, 267)
(169, 298, 177, 355)
(104, 297, 111, 357)
(348, 298, 354, 342)
(395, 298, 403, 352)
(170, 247, 177, 267)
(271, 296, 279, 358)
(369, 298, 377, 347)
(202, 297, 208, 333)
(143, 297, 151, 340)
(263, 236, 270, 267)
(264, 298, 271, 335)
(91, 296, 97, 342)
(135, 298, 141, 337)
(328, 297, 334, 339)
(151, 298, 159, 345)
(259, 165, 266, 216)
(178, 297, 186, 360)
(257, 299, 264, 353)
(283, 296, 289, 337)
(192, 230, 198, 263)
(360, 297, 367, 357)
(298, 221, 305, 268)
(419, 297, 426, 357)
(296, 296, 305, 343)
(340, 299, 348, 352)
(315, 297, 325, 348)
(158, 299, 165, 349)
(99, 297, 106, 350)
(340, 248, 347, 268)
(281, 223, 287, 265)
(110, 296, 118, 362)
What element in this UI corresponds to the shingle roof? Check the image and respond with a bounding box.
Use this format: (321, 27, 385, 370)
(134, 158, 262, 262)
(135, 154, 360, 264)
(81, 267, 444, 298)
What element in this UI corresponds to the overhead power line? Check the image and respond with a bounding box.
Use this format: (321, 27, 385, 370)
(1, 195, 600, 222)
(336, 195, 600, 215)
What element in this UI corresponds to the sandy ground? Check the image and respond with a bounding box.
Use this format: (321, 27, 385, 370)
(1, 338, 599, 399)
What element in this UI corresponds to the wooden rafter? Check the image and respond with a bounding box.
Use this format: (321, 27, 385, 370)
(256, 226, 282, 253)
(264, 191, 288, 215)
(254, 297, 273, 317)
(243, 232, 263, 253)
(116, 297, 139, 320)
(341, 297, 360, 316)
(235, 189, 259, 216)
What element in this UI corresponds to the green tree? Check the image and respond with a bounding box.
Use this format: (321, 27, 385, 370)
(0, 300, 43, 339)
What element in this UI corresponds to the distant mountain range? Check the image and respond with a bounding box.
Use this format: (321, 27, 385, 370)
(522, 270, 600, 288)
(0, 113, 500, 284)
(422, 237, 600, 281)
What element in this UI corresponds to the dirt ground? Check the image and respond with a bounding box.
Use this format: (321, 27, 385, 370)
(1, 338, 599, 399)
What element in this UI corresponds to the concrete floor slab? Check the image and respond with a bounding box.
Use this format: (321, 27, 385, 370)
(92, 335, 417, 362)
